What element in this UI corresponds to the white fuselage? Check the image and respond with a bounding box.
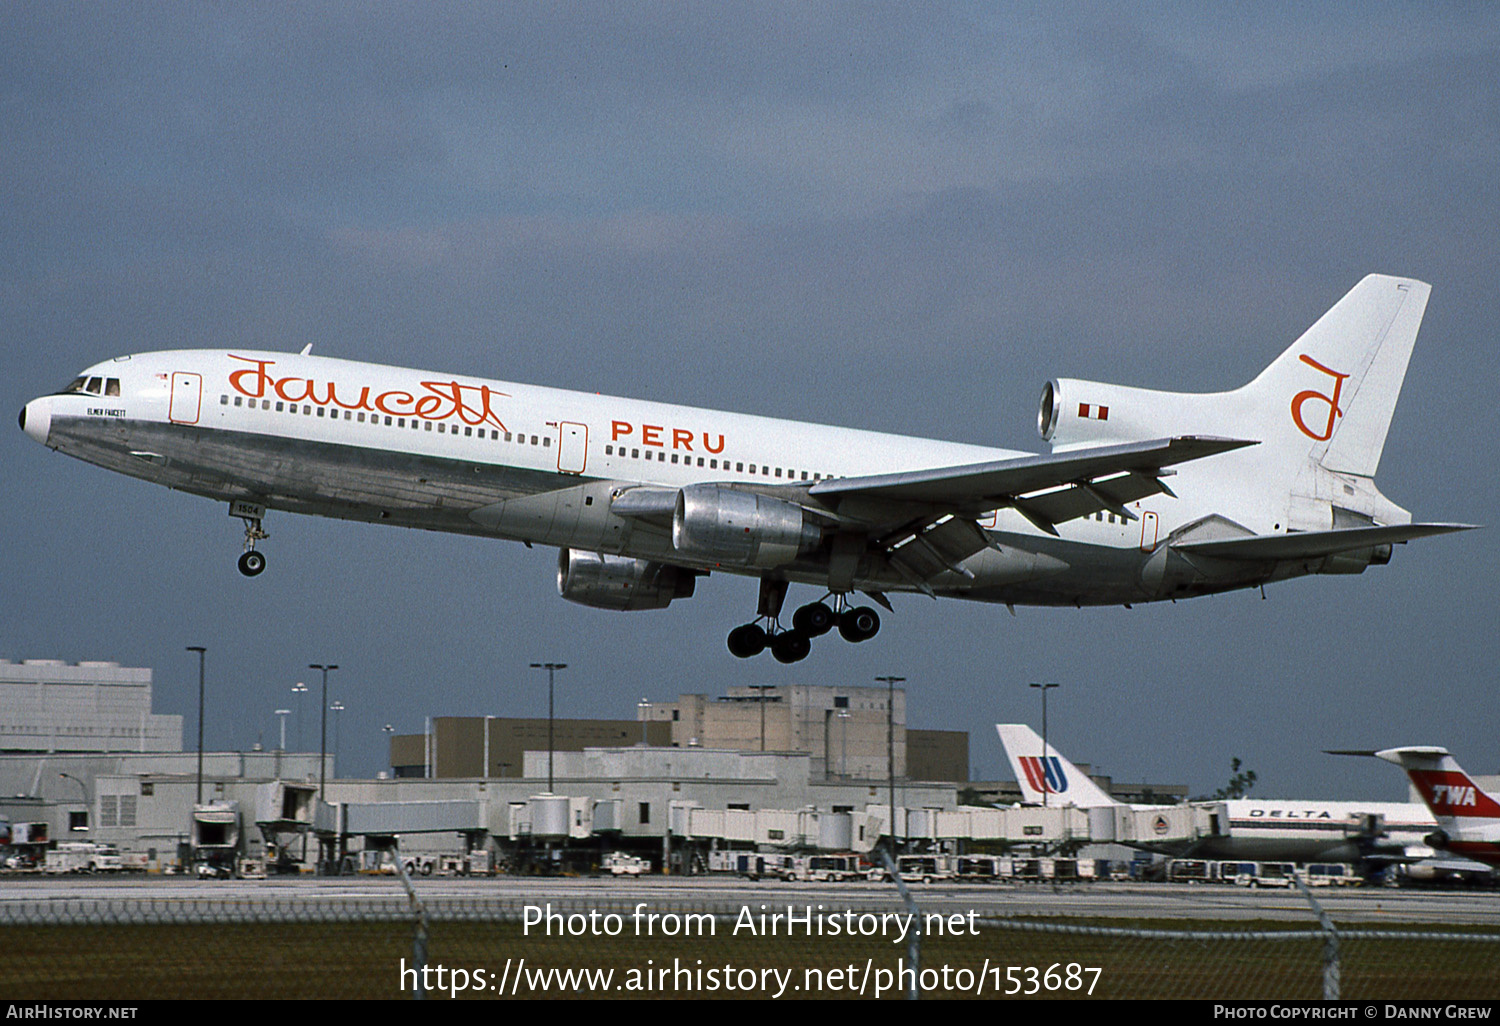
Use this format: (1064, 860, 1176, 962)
(1192, 799, 1437, 863)
(17, 346, 1401, 608)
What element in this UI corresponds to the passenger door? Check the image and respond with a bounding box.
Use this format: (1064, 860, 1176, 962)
(169, 372, 202, 425)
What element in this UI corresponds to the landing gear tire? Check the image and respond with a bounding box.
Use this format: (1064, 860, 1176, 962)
(838, 606, 881, 643)
(770, 630, 812, 664)
(792, 601, 836, 637)
(727, 623, 768, 659)
(238, 550, 267, 577)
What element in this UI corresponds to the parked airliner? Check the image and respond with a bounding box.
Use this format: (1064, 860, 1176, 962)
(18, 274, 1470, 661)
(1334, 746, 1500, 867)
(997, 724, 1444, 867)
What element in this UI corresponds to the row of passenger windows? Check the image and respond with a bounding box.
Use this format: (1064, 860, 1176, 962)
(219, 394, 549, 445)
(219, 393, 828, 482)
(602, 444, 826, 481)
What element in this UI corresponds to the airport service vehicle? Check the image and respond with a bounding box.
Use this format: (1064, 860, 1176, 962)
(956, 855, 1004, 881)
(603, 851, 649, 876)
(190, 801, 240, 877)
(778, 854, 862, 882)
(998, 723, 1439, 865)
(1239, 861, 1297, 888)
(44, 842, 121, 874)
(1304, 862, 1360, 886)
(1167, 859, 1214, 884)
(403, 853, 437, 877)
(1342, 746, 1500, 868)
(19, 275, 1470, 660)
(884, 855, 954, 884)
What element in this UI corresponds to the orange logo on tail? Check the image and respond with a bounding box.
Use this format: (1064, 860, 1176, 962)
(1290, 355, 1349, 441)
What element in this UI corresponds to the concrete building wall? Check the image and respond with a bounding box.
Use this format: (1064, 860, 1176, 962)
(0, 659, 182, 754)
(644, 685, 913, 780)
(390, 718, 673, 778)
(908, 729, 968, 782)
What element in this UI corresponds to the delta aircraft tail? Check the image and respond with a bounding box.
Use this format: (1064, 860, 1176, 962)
(996, 724, 1119, 808)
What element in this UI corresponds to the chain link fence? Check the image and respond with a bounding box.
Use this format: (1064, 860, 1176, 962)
(1, 881, 1497, 999)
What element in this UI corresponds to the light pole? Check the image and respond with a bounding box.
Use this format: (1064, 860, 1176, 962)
(529, 663, 567, 793)
(637, 698, 650, 746)
(292, 681, 308, 750)
(330, 701, 345, 777)
(186, 646, 206, 805)
(382, 724, 394, 775)
(309, 664, 338, 802)
(274, 709, 291, 752)
(837, 709, 850, 780)
(875, 675, 906, 860)
(1029, 682, 1060, 808)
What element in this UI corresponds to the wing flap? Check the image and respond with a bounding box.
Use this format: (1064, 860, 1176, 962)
(1176, 522, 1475, 561)
(1014, 469, 1166, 528)
(883, 515, 995, 583)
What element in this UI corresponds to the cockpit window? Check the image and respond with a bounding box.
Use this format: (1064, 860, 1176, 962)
(62, 377, 87, 394)
(105, 378, 120, 396)
(85, 377, 102, 394)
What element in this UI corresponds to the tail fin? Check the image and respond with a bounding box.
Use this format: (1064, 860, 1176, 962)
(1044, 274, 1430, 479)
(1239, 274, 1430, 477)
(995, 724, 1120, 808)
(1375, 746, 1500, 824)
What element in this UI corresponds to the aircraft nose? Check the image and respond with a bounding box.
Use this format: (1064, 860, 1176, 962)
(19, 397, 52, 446)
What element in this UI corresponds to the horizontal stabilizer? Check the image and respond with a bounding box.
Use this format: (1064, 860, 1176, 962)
(1176, 523, 1475, 561)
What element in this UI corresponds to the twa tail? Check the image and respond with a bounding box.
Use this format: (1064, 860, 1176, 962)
(995, 724, 1119, 808)
(1373, 747, 1500, 824)
(1331, 745, 1500, 865)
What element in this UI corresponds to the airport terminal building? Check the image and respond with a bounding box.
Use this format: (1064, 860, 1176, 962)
(1, 657, 1209, 876)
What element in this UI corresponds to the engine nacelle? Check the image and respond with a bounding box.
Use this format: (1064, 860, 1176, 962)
(556, 549, 696, 611)
(1039, 378, 1205, 449)
(673, 484, 821, 567)
(1312, 544, 1393, 575)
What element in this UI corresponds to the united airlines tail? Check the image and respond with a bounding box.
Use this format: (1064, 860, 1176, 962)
(995, 724, 1119, 808)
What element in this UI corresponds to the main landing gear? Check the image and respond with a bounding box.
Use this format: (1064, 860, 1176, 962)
(727, 580, 881, 663)
(231, 501, 269, 577)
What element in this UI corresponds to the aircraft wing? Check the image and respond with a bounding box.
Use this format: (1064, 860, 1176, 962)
(607, 437, 1253, 589)
(1176, 523, 1476, 561)
(810, 435, 1252, 537)
(803, 436, 1254, 589)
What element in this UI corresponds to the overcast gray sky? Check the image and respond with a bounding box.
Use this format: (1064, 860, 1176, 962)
(4, 2, 1497, 798)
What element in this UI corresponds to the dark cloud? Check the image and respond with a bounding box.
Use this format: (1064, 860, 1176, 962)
(3, 4, 1497, 794)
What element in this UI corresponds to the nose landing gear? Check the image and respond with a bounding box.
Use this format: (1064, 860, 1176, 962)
(230, 501, 269, 577)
